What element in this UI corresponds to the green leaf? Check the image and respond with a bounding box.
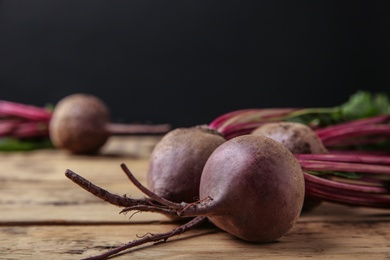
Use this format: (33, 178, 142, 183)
(0, 138, 53, 151)
(340, 91, 390, 120)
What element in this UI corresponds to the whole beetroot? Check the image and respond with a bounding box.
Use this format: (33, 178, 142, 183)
(189, 134, 305, 242)
(49, 93, 171, 154)
(49, 93, 110, 154)
(251, 122, 327, 154)
(147, 125, 226, 203)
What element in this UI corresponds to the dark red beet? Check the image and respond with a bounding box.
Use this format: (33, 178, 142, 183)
(49, 93, 171, 154)
(186, 135, 305, 242)
(251, 122, 327, 154)
(49, 94, 110, 154)
(147, 125, 226, 203)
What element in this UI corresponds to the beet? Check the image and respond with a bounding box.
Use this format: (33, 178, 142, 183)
(49, 93, 110, 154)
(187, 135, 305, 242)
(49, 93, 171, 154)
(147, 125, 226, 203)
(251, 122, 327, 154)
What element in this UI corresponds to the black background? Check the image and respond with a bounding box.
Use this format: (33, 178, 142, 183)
(1, 1, 389, 128)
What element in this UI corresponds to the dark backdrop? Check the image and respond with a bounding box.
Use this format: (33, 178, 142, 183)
(1, 1, 389, 127)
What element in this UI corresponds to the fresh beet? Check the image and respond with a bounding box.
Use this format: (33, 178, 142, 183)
(251, 122, 328, 154)
(187, 134, 305, 242)
(49, 94, 110, 154)
(147, 125, 226, 203)
(49, 93, 171, 154)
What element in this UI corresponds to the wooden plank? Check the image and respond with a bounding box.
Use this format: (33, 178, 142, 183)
(0, 136, 165, 223)
(1, 216, 389, 259)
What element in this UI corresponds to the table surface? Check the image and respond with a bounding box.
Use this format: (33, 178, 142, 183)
(1, 136, 389, 260)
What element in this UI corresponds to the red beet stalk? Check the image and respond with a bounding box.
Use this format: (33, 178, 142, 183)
(296, 153, 390, 165)
(0, 100, 52, 121)
(316, 114, 390, 137)
(209, 108, 302, 139)
(0, 100, 52, 139)
(296, 153, 390, 208)
(304, 180, 390, 208)
(0, 119, 49, 138)
(298, 158, 390, 175)
(316, 116, 390, 147)
(209, 103, 390, 146)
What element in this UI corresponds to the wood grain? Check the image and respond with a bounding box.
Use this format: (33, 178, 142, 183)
(1, 136, 389, 259)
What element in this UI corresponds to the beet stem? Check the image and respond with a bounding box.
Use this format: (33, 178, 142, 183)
(316, 114, 390, 137)
(305, 183, 390, 208)
(296, 153, 390, 165)
(178, 196, 213, 216)
(0, 100, 52, 121)
(11, 121, 49, 138)
(303, 173, 388, 194)
(209, 109, 255, 129)
(325, 136, 390, 147)
(328, 150, 390, 156)
(120, 163, 185, 210)
(319, 124, 390, 145)
(0, 121, 18, 136)
(106, 123, 171, 135)
(120, 205, 178, 217)
(82, 216, 207, 260)
(298, 159, 390, 175)
(209, 108, 299, 135)
(220, 122, 266, 139)
(64, 169, 149, 207)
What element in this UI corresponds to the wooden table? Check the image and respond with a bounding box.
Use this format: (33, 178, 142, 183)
(1, 136, 389, 259)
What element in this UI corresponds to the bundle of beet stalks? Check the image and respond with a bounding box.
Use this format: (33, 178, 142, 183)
(207, 91, 390, 209)
(0, 100, 53, 151)
(301, 115, 390, 209)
